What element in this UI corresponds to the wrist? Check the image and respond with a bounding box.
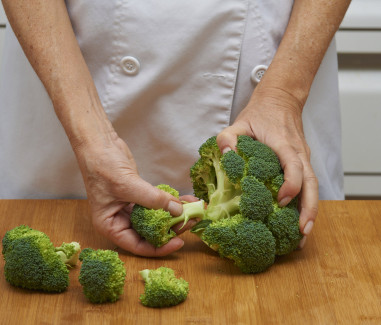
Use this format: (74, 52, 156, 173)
(255, 60, 312, 110)
(251, 82, 305, 117)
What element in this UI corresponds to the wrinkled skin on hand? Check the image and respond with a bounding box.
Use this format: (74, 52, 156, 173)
(76, 132, 196, 257)
(217, 87, 318, 245)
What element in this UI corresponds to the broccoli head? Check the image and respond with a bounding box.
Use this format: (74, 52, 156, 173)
(139, 266, 189, 308)
(130, 185, 205, 247)
(78, 248, 126, 303)
(190, 135, 303, 273)
(130, 135, 302, 274)
(2, 225, 80, 292)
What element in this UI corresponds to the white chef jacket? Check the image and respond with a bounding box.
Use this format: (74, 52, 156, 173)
(0, 0, 344, 200)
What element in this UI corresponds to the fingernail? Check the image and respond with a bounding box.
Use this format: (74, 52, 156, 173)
(168, 201, 183, 216)
(172, 237, 185, 248)
(222, 147, 232, 154)
(279, 196, 291, 207)
(303, 220, 314, 236)
(298, 236, 307, 249)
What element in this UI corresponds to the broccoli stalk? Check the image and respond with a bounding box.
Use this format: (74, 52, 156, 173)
(205, 153, 242, 221)
(167, 200, 206, 229)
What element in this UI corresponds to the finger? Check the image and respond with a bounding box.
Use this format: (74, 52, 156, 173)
(179, 195, 199, 203)
(298, 161, 319, 236)
(297, 236, 307, 249)
(118, 175, 183, 216)
(173, 195, 203, 234)
(95, 208, 185, 257)
(217, 123, 247, 153)
(171, 219, 199, 234)
(275, 145, 304, 206)
(111, 227, 185, 257)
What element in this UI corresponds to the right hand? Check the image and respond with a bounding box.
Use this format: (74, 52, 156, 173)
(75, 131, 185, 257)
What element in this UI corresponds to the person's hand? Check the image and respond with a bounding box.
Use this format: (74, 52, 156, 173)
(75, 131, 188, 257)
(217, 87, 318, 247)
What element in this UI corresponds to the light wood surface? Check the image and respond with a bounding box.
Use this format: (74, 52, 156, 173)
(0, 200, 380, 324)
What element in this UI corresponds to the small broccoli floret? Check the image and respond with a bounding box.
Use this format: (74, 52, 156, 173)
(130, 185, 205, 247)
(220, 150, 245, 185)
(190, 158, 216, 202)
(156, 184, 180, 198)
(239, 176, 273, 221)
(267, 207, 303, 255)
(139, 267, 189, 308)
(247, 156, 282, 183)
(237, 135, 279, 164)
(78, 248, 126, 303)
(201, 215, 276, 273)
(2, 225, 80, 292)
(55, 242, 81, 266)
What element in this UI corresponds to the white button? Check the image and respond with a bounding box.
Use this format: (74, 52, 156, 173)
(120, 56, 140, 75)
(251, 65, 268, 84)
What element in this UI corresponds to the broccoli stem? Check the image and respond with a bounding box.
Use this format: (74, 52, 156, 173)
(139, 269, 151, 283)
(168, 200, 206, 228)
(206, 195, 241, 221)
(55, 242, 81, 267)
(206, 159, 241, 221)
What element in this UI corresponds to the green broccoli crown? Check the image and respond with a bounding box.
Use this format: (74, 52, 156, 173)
(2, 225, 73, 292)
(201, 214, 276, 273)
(190, 135, 303, 273)
(131, 184, 205, 247)
(139, 266, 189, 308)
(78, 248, 126, 304)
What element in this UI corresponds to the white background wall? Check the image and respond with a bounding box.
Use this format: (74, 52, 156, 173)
(336, 0, 381, 198)
(0, 1, 380, 198)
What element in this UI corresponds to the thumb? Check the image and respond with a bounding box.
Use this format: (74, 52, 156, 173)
(217, 124, 247, 153)
(120, 175, 184, 216)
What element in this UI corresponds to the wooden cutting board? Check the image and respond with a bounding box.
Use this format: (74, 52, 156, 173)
(0, 200, 380, 324)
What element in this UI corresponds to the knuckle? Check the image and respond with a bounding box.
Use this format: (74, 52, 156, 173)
(305, 173, 319, 188)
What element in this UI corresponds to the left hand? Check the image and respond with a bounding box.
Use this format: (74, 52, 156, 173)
(217, 86, 318, 243)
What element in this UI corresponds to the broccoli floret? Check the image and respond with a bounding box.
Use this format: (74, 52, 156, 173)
(139, 267, 189, 308)
(189, 135, 302, 273)
(220, 150, 245, 185)
(239, 176, 273, 221)
(267, 207, 303, 255)
(78, 248, 126, 304)
(2, 225, 80, 292)
(201, 215, 276, 273)
(130, 185, 205, 247)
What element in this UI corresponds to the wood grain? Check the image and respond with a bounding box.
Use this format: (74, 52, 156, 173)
(0, 200, 380, 324)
